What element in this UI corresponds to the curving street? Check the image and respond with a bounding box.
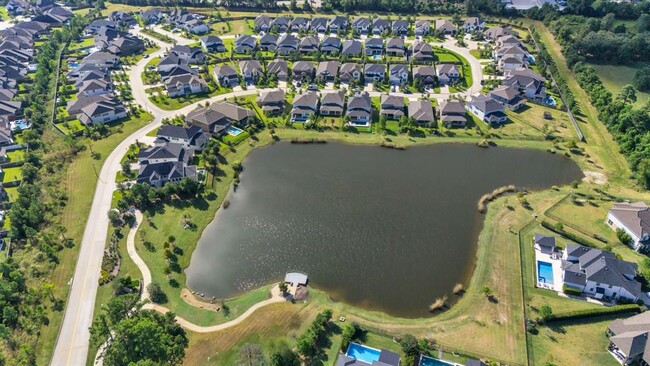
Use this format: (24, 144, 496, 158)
(51, 27, 485, 366)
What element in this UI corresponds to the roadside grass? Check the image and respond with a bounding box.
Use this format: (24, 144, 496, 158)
(149, 87, 231, 110)
(589, 63, 650, 108)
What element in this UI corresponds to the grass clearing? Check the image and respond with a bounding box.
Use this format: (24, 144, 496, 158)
(590, 63, 650, 107)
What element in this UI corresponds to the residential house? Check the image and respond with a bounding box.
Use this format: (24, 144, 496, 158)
(234, 35, 257, 54)
(436, 64, 460, 85)
(341, 39, 362, 57)
(259, 33, 279, 51)
(328, 16, 348, 33)
(186, 101, 254, 136)
(489, 85, 526, 111)
(239, 60, 263, 83)
(299, 35, 320, 54)
(409, 99, 435, 125)
(256, 89, 285, 116)
(385, 37, 405, 57)
(109, 11, 137, 28)
(434, 20, 456, 35)
(606, 312, 650, 365)
(534, 233, 556, 254)
(292, 61, 315, 82)
(291, 17, 310, 32)
(214, 64, 239, 87)
(159, 64, 195, 82)
(200, 35, 225, 53)
(503, 68, 546, 100)
(364, 63, 386, 82)
(106, 36, 145, 56)
(352, 17, 371, 34)
(494, 45, 527, 62)
(410, 40, 434, 62)
(254, 15, 271, 32)
(140, 9, 163, 25)
(339, 63, 362, 83)
(310, 17, 328, 33)
(346, 91, 372, 126)
(319, 91, 345, 116)
(87, 19, 117, 33)
(290, 92, 318, 122)
(77, 99, 127, 126)
(276, 34, 299, 55)
(372, 18, 390, 35)
(165, 74, 208, 98)
(463, 17, 486, 32)
(499, 56, 528, 73)
(316, 61, 339, 81)
(389, 64, 408, 85)
(364, 37, 384, 56)
(380, 94, 404, 119)
(438, 99, 467, 128)
(496, 35, 523, 49)
(336, 344, 400, 366)
(0, 100, 21, 120)
(157, 53, 187, 74)
(484, 26, 514, 41)
(562, 244, 641, 302)
(139, 143, 193, 166)
(156, 125, 207, 151)
(169, 45, 206, 64)
(267, 59, 289, 81)
(413, 66, 436, 86)
(414, 20, 431, 37)
(392, 19, 409, 35)
(321, 36, 341, 55)
(271, 17, 290, 33)
(137, 160, 197, 188)
(77, 79, 112, 97)
(82, 51, 120, 69)
(6, 0, 30, 16)
(466, 94, 508, 125)
(185, 18, 210, 35)
(607, 202, 650, 252)
(67, 94, 120, 118)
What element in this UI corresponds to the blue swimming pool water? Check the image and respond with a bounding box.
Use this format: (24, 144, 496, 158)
(537, 261, 554, 284)
(68, 62, 80, 69)
(419, 355, 455, 366)
(226, 126, 244, 136)
(372, 54, 382, 60)
(545, 96, 556, 106)
(11, 120, 29, 130)
(346, 343, 381, 364)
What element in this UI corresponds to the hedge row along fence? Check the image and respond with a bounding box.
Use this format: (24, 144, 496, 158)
(540, 219, 600, 248)
(543, 304, 641, 324)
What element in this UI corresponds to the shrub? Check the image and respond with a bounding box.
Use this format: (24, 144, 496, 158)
(616, 228, 632, 246)
(543, 304, 640, 323)
(562, 285, 583, 297)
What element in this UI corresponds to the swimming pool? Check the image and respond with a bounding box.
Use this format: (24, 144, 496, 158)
(545, 96, 556, 107)
(419, 355, 456, 366)
(226, 126, 244, 136)
(346, 343, 381, 364)
(68, 62, 80, 69)
(372, 54, 382, 60)
(537, 261, 554, 284)
(10, 119, 30, 131)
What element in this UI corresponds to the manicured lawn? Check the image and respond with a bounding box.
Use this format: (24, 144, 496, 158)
(56, 119, 86, 135)
(149, 87, 231, 110)
(68, 37, 95, 50)
(5, 149, 25, 163)
(590, 63, 650, 107)
(503, 103, 575, 141)
(2, 166, 22, 182)
(4, 186, 18, 202)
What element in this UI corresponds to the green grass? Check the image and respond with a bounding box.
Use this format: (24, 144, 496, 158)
(590, 63, 650, 107)
(2, 166, 22, 182)
(68, 37, 95, 51)
(149, 87, 231, 110)
(0, 6, 9, 21)
(5, 149, 25, 163)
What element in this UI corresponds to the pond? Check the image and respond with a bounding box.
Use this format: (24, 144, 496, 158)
(186, 142, 582, 318)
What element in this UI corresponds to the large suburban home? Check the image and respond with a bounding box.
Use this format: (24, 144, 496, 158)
(319, 90, 345, 116)
(499, 56, 528, 73)
(183, 18, 210, 35)
(316, 61, 339, 81)
(380, 94, 405, 120)
(606, 312, 650, 365)
(562, 244, 641, 303)
(607, 202, 650, 252)
(239, 60, 263, 83)
(271, 17, 290, 33)
(339, 63, 362, 83)
(165, 74, 208, 98)
(463, 17, 486, 32)
(484, 26, 514, 41)
(385, 37, 405, 57)
(389, 64, 409, 85)
(409, 99, 435, 126)
(352, 17, 372, 34)
(503, 68, 546, 101)
(82, 51, 120, 69)
(186, 101, 254, 136)
(489, 85, 526, 111)
(169, 45, 206, 64)
(157, 53, 186, 73)
(341, 39, 362, 57)
(410, 40, 434, 62)
(372, 18, 390, 35)
(259, 33, 279, 51)
(214, 64, 239, 87)
(137, 160, 198, 188)
(156, 125, 208, 151)
(413, 65, 436, 86)
(67, 94, 120, 117)
(392, 19, 409, 35)
(364, 63, 386, 82)
(139, 142, 193, 166)
(276, 34, 300, 55)
(292, 61, 315, 82)
(234, 35, 257, 54)
(77, 99, 127, 126)
(466, 94, 508, 126)
(310, 17, 328, 33)
(109, 10, 137, 28)
(77, 79, 112, 97)
(87, 19, 118, 33)
(414, 20, 431, 37)
(291, 17, 310, 32)
(254, 15, 271, 32)
(256, 89, 285, 116)
(299, 35, 320, 54)
(6, 0, 30, 16)
(329, 16, 348, 33)
(346, 91, 372, 126)
(267, 59, 289, 81)
(321, 36, 341, 55)
(438, 100, 467, 128)
(494, 45, 528, 62)
(434, 20, 456, 35)
(140, 9, 163, 25)
(290, 92, 319, 122)
(159, 64, 196, 83)
(496, 35, 523, 49)
(106, 36, 145, 56)
(200, 35, 225, 53)
(364, 37, 384, 56)
(436, 63, 460, 86)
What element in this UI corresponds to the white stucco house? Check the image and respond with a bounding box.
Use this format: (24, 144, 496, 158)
(607, 202, 650, 252)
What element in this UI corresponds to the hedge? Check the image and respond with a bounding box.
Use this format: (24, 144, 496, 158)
(541, 220, 599, 248)
(562, 285, 583, 297)
(543, 304, 641, 323)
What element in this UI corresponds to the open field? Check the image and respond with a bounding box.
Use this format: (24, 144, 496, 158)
(590, 63, 650, 107)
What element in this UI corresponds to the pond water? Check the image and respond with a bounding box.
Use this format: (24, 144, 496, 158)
(186, 142, 582, 317)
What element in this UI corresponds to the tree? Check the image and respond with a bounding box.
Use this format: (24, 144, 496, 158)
(238, 343, 267, 366)
(539, 305, 553, 321)
(278, 281, 288, 294)
(147, 282, 167, 304)
(617, 84, 637, 104)
(399, 334, 419, 355)
(633, 67, 650, 92)
(616, 228, 632, 246)
(270, 343, 299, 366)
(637, 13, 650, 33)
(482, 286, 492, 297)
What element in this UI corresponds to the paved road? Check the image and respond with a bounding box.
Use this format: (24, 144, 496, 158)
(52, 29, 485, 366)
